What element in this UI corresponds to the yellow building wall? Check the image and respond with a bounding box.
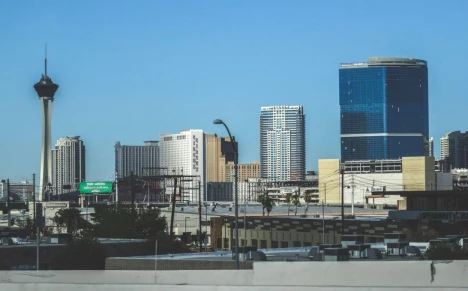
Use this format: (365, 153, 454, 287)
(205, 134, 222, 182)
(402, 156, 436, 191)
(224, 161, 260, 182)
(318, 159, 340, 204)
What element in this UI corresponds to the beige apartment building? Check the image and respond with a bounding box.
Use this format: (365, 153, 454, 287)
(205, 134, 236, 182)
(205, 134, 259, 183)
(221, 159, 260, 182)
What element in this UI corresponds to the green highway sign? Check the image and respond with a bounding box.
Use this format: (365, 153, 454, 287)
(80, 181, 113, 194)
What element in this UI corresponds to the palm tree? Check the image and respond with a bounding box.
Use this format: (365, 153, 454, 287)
(52, 208, 88, 234)
(285, 193, 292, 216)
(258, 194, 276, 216)
(292, 194, 300, 216)
(303, 191, 313, 215)
(258, 194, 267, 216)
(265, 195, 275, 216)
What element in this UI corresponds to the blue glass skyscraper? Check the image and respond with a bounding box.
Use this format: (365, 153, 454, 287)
(339, 57, 429, 162)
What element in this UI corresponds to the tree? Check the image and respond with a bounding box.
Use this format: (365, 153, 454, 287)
(258, 194, 267, 216)
(303, 191, 313, 215)
(52, 208, 89, 234)
(258, 194, 275, 216)
(15, 217, 36, 236)
(292, 194, 300, 216)
(16, 218, 51, 237)
(285, 193, 292, 216)
(91, 204, 166, 239)
(257, 194, 276, 216)
(49, 236, 106, 270)
(134, 208, 167, 238)
(91, 204, 136, 238)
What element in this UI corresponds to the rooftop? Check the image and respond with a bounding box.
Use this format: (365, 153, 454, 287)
(111, 244, 425, 262)
(340, 57, 427, 68)
(165, 204, 388, 218)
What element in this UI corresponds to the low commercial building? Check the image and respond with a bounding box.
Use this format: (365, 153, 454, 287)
(206, 182, 233, 202)
(207, 204, 395, 250)
(0, 181, 33, 201)
(210, 212, 405, 250)
(221, 160, 260, 183)
(318, 157, 452, 207)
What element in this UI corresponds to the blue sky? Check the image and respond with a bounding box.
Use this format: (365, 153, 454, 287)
(1, 0, 467, 182)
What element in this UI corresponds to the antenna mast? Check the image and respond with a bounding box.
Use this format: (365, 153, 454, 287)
(44, 43, 48, 76)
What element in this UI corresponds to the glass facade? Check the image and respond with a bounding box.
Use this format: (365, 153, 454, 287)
(340, 58, 428, 162)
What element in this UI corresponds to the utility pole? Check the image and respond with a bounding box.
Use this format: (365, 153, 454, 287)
(324, 183, 327, 205)
(130, 171, 135, 238)
(33, 174, 36, 227)
(169, 178, 177, 236)
(340, 166, 344, 236)
(36, 202, 43, 271)
(322, 201, 325, 244)
(198, 180, 202, 253)
(233, 141, 239, 269)
(6, 179, 10, 228)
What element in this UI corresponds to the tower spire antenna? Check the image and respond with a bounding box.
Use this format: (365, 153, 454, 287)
(44, 43, 48, 76)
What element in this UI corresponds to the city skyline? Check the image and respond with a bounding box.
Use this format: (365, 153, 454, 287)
(1, 1, 468, 181)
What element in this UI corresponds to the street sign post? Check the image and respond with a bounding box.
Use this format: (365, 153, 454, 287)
(79, 181, 113, 195)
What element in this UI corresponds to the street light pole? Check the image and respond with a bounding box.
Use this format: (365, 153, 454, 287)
(322, 201, 325, 244)
(214, 119, 239, 270)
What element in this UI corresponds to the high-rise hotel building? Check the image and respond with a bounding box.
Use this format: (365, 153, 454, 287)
(51, 136, 86, 195)
(440, 131, 468, 169)
(159, 130, 206, 202)
(260, 106, 306, 181)
(339, 57, 429, 162)
(205, 133, 236, 182)
(115, 141, 159, 178)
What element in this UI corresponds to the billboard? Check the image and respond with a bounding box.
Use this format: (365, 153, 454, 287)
(80, 181, 113, 194)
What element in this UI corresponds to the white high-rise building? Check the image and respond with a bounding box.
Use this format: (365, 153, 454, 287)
(115, 141, 159, 178)
(260, 106, 306, 181)
(159, 130, 205, 202)
(440, 131, 468, 169)
(51, 136, 86, 195)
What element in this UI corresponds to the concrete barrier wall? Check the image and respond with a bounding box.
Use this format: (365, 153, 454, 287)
(253, 261, 468, 288)
(1, 261, 468, 289)
(8, 285, 463, 291)
(105, 258, 253, 270)
(7, 285, 468, 291)
(0, 270, 252, 286)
